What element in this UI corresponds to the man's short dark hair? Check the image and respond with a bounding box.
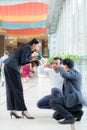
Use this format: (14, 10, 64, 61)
(53, 57, 63, 64)
(63, 58, 74, 68)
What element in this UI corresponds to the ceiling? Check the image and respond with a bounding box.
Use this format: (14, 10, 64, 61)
(0, 0, 64, 41)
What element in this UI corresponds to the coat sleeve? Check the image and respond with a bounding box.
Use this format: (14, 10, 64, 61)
(58, 67, 77, 80)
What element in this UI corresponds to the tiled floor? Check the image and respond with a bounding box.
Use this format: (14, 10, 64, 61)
(0, 76, 87, 130)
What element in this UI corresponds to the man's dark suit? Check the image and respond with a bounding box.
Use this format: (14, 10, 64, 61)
(49, 67, 84, 120)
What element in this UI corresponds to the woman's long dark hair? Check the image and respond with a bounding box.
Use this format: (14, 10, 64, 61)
(12, 38, 41, 54)
(28, 38, 42, 46)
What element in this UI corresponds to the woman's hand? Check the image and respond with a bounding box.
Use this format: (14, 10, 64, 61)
(32, 52, 39, 57)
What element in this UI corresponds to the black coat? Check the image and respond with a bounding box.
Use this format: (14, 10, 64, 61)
(4, 44, 32, 73)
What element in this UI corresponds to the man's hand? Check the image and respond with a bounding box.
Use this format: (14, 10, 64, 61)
(60, 64, 65, 68)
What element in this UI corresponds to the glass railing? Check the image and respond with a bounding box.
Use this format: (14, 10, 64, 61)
(75, 59, 87, 102)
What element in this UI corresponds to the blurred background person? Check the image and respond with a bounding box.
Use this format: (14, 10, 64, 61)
(30, 60, 40, 78)
(21, 64, 31, 83)
(0, 51, 9, 86)
(21, 60, 40, 83)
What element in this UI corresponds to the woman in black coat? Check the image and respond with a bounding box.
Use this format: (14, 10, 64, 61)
(4, 38, 42, 119)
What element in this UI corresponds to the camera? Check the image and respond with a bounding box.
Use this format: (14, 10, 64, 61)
(37, 52, 42, 60)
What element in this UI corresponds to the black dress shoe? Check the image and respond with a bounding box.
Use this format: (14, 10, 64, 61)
(53, 112, 64, 120)
(75, 110, 84, 121)
(58, 118, 75, 124)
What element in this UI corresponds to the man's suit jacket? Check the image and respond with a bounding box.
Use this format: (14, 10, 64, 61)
(58, 67, 84, 108)
(4, 44, 32, 73)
